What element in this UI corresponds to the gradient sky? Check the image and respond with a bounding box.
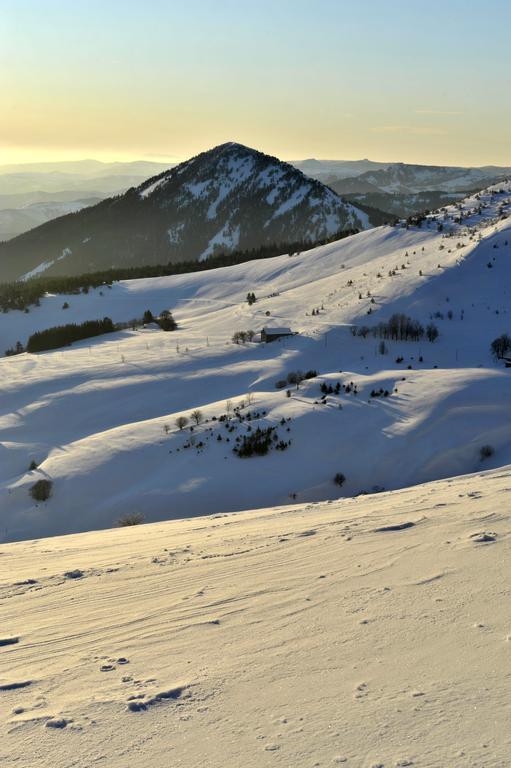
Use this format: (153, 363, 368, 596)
(1, 0, 510, 167)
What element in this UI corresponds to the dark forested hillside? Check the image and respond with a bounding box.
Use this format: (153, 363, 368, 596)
(0, 143, 368, 282)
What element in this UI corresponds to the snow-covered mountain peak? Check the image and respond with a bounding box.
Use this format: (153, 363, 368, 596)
(134, 142, 370, 262)
(0, 144, 370, 281)
(138, 141, 360, 210)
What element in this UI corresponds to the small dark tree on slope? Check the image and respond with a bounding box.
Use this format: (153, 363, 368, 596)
(191, 409, 203, 426)
(490, 333, 511, 360)
(426, 323, 439, 342)
(157, 310, 177, 331)
(30, 479, 52, 502)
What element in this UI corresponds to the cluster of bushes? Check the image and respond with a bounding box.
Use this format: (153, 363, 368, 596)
(320, 381, 341, 395)
(116, 512, 145, 527)
(156, 310, 177, 331)
(234, 426, 290, 457)
(142, 309, 177, 331)
(232, 329, 256, 344)
(275, 369, 317, 389)
(404, 213, 428, 228)
(168, 401, 293, 460)
(5, 341, 24, 356)
(313, 379, 360, 405)
(370, 388, 390, 398)
(246, 292, 257, 305)
(353, 314, 439, 343)
(26, 317, 115, 353)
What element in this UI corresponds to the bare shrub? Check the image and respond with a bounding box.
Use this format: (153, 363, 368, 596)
(116, 512, 145, 527)
(30, 479, 52, 502)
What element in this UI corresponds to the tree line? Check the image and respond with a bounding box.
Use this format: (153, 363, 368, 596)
(25, 317, 115, 353)
(0, 229, 358, 314)
(352, 313, 439, 342)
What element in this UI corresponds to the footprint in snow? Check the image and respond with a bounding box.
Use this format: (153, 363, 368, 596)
(45, 717, 69, 729)
(470, 531, 497, 543)
(374, 521, 415, 533)
(0, 680, 32, 691)
(354, 682, 368, 699)
(127, 685, 188, 712)
(64, 569, 84, 579)
(0, 636, 19, 647)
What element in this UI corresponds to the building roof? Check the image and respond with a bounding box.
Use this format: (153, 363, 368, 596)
(262, 326, 293, 335)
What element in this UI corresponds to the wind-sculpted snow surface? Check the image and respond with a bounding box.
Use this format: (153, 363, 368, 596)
(1, 468, 511, 765)
(0, 181, 510, 540)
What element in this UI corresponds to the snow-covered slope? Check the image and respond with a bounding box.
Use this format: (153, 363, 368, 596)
(1, 466, 511, 766)
(0, 181, 510, 542)
(0, 143, 369, 281)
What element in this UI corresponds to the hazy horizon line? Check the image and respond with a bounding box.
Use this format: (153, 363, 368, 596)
(0, 149, 510, 172)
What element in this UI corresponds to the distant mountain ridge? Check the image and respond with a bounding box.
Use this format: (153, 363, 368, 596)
(298, 160, 511, 192)
(0, 158, 174, 179)
(0, 143, 369, 281)
(313, 161, 511, 220)
(0, 198, 101, 242)
(292, 158, 392, 179)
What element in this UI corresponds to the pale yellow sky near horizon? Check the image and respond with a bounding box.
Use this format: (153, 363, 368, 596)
(1, 0, 509, 169)
(1, 123, 509, 170)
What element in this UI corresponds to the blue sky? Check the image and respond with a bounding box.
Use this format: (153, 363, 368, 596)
(1, 0, 510, 165)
